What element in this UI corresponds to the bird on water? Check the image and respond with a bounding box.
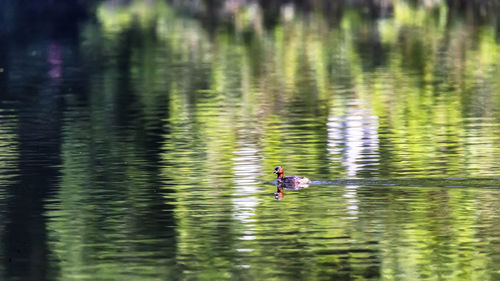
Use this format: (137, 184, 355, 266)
(273, 166, 311, 190)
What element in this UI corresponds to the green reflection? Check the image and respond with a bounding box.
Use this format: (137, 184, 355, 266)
(0, 107, 18, 280)
(42, 0, 500, 280)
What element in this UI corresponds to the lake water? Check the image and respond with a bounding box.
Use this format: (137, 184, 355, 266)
(1, 1, 500, 280)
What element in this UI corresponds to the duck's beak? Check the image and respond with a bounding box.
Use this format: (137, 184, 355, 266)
(273, 170, 277, 174)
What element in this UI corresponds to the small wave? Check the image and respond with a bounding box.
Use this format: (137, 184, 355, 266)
(268, 178, 500, 188)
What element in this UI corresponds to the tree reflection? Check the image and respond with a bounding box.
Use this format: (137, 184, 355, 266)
(1, 0, 499, 280)
(49, 0, 500, 279)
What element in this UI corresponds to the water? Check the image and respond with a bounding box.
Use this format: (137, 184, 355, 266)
(1, 0, 500, 280)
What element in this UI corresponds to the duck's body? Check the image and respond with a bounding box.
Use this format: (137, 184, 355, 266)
(277, 176, 311, 189)
(273, 166, 311, 190)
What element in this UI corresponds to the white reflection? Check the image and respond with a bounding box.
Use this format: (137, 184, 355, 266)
(327, 99, 379, 177)
(232, 138, 261, 240)
(281, 3, 295, 22)
(343, 185, 360, 220)
(236, 248, 253, 252)
(240, 235, 257, 241)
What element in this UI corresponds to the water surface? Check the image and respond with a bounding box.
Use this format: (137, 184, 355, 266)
(0, 1, 500, 280)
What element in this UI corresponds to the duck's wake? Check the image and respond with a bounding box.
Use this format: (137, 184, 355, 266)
(269, 178, 500, 188)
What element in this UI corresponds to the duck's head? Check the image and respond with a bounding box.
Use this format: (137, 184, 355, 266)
(273, 166, 284, 178)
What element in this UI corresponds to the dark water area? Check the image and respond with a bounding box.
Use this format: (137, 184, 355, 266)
(0, 0, 500, 280)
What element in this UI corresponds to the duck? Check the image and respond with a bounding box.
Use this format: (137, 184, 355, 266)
(273, 166, 311, 190)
